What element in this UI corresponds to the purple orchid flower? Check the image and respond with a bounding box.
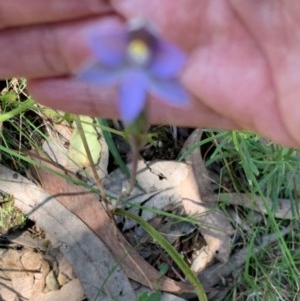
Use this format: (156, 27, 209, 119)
(77, 19, 189, 125)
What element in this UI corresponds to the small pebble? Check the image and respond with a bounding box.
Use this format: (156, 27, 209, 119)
(45, 270, 60, 291)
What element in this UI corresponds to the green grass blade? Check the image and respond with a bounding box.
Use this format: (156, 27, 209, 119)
(0, 98, 35, 122)
(115, 208, 208, 301)
(97, 118, 129, 177)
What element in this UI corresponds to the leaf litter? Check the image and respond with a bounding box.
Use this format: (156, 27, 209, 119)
(1, 115, 299, 301)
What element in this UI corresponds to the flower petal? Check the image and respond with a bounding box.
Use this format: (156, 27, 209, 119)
(149, 78, 189, 106)
(119, 70, 148, 124)
(86, 29, 128, 67)
(76, 61, 124, 85)
(149, 41, 187, 79)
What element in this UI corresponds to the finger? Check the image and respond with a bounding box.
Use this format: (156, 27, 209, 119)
(27, 76, 238, 130)
(0, 0, 112, 29)
(0, 17, 123, 79)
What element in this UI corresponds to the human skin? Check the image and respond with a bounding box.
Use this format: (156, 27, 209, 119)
(0, 1, 300, 147)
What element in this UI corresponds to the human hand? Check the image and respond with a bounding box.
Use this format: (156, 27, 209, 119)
(1, 1, 300, 147)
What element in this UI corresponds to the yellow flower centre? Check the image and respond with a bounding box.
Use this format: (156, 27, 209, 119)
(127, 39, 150, 64)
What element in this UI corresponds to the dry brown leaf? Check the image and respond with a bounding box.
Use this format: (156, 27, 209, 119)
(180, 128, 213, 197)
(180, 129, 234, 263)
(42, 120, 73, 169)
(177, 161, 233, 264)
